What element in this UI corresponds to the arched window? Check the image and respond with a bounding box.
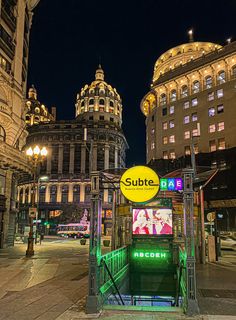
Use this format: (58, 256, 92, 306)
(99, 89, 105, 95)
(34, 116, 40, 122)
(89, 99, 94, 105)
(61, 185, 68, 203)
(170, 90, 177, 102)
(50, 185, 57, 203)
(99, 99, 105, 105)
(0, 126, 6, 142)
(25, 188, 29, 204)
(81, 100, 85, 107)
(192, 80, 200, 93)
(232, 65, 236, 78)
(109, 100, 114, 107)
(39, 185, 46, 203)
(85, 185, 91, 202)
(205, 76, 212, 89)
(35, 107, 40, 113)
(181, 85, 188, 98)
(160, 93, 167, 106)
(217, 70, 226, 84)
(73, 185, 80, 203)
(19, 189, 23, 203)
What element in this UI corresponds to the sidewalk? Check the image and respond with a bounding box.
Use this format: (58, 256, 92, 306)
(0, 243, 236, 319)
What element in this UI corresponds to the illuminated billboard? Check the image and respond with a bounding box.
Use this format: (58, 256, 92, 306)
(132, 208, 172, 235)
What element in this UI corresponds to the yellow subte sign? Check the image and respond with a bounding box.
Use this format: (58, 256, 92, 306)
(120, 166, 160, 203)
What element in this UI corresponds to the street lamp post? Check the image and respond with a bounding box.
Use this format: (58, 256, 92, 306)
(25, 145, 47, 257)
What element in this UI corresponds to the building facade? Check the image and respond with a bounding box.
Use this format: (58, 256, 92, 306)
(0, 0, 39, 247)
(18, 66, 128, 235)
(141, 39, 236, 230)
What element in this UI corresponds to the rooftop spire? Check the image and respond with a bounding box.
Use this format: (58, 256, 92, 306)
(95, 65, 104, 81)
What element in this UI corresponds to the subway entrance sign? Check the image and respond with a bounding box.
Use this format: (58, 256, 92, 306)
(133, 250, 168, 260)
(160, 178, 183, 191)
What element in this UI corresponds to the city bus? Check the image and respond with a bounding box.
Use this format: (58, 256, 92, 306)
(57, 223, 90, 238)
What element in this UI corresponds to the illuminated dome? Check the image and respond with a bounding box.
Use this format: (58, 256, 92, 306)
(25, 85, 55, 126)
(153, 42, 222, 83)
(75, 65, 123, 126)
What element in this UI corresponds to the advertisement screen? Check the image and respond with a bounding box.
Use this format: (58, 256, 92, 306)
(132, 208, 172, 235)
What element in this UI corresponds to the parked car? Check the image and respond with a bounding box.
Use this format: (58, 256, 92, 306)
(220, 236, 236, 251)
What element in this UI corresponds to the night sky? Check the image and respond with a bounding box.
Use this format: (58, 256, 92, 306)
(27, 0, 236, 167)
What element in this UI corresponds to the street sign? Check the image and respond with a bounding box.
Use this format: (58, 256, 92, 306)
(207, 212, 216, 222)
(120, 166, 160, 203)
(29, 207, 37, 218)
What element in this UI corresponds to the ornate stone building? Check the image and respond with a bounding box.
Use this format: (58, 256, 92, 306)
(0, 0, 40, 247)
(141, 37, 236, 230)
(18, 66, 128, 235)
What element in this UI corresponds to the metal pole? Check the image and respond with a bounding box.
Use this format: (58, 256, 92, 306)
(199, 187, 206, 264)
(26, 167, 36, 256)
(86, 171, 102, 314)
(112, 189, 116, 250)
(183, 168, 199, 315)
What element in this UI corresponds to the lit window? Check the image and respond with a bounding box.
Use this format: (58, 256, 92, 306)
(192, 98, 198, 107)
(151, 142, 155, 150)
(181, 85, 188, 97)
(163, 122, 168, 130)
(169, 120, 174, 128)
(169, 135, 175, 143)
(160, 94, 167, 106)
(185, 146, 191, 155)
(209, 124, 216, 133)
(217, 70, 226, 84)
(218, 138, 225, 150)
(217, 89, 223, 98)
(162, 108, 167, 116)
(163, 136, 168, 144)
(169, 150, 175, 159)
(163, 151, 168, 159)
(208, 92, 214, 101)
(209, 140, 217, 152)
(205, 76, 212, 89)
(170, 90, 177, 102)
(217, 122, 224, 131)
(192, 81, 200, 93)
(184, 115, 190, 124)
(184, 131, 190, 139)
(208, 107, 215, 117)
(192, 113, 198, 122)
(194, 144, 199, 154)
(217, 104, 224, 114)
(170, 106, 175, 114)
(151, 128, 155, 135)
(192, 129, 199, 137)
(183, 101, 189, 109)
(89, 99, 94, 105)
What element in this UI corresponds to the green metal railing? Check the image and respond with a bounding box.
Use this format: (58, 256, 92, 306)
(99, 246, 129, 304)
(176, 246, 187, 310)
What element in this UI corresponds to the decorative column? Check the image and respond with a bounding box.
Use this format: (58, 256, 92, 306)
(80, 183, 85, 202)
(68, 184, 73, 203)
(69, 144, 75, 174)
(92, 143, 97, 171)
(46, 146, 52, 175)
(56, 184, 62, 203)
(183, 168, 199, 315)
(115, 146, 118, 168)
(45, 185, 50, 203)
(22, 186, 26, 204)
(81, 143, 86, 174)
(58, 144, 63, 174)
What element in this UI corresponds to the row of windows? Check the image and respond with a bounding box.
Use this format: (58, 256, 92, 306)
(208, 89, 223, 101)
(161, 138, 226, 159)
(158, 69, 232, 105)
(82, 106, 115, 114)
(81, 99, 115, 107)
(81, 88, 116, 97)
